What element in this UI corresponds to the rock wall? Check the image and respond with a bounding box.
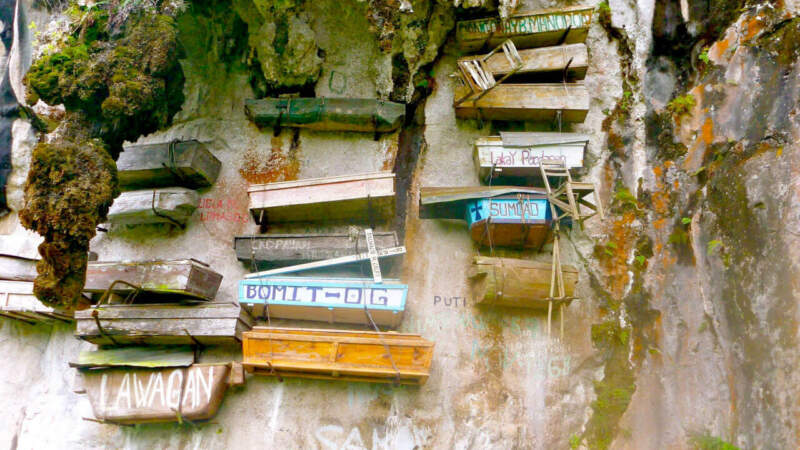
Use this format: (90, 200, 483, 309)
(0, 0, 798, 449)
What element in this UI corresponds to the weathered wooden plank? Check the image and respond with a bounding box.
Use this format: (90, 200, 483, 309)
(244, 246, 405, 278)
(419, 186, 548, 220)
(248, 172, 395, 224)
(0, 280, 73, 323)
(78, 363, 232, 424)
(462, 43, 588, 79)
(107, 188, 199, 226)
(243, 327, 434, 385)
(239, 277, 406, 327)
(469, 256, 577, 309)
(234, 232, 400, 267)
(474, 132, 588, 178)
(456, 6, 593, 51)
(75, 303, 253, 346)
(245, 98, 405, 133)
(84, 259, 222, 301)
(70, 346, 195, 369)
(117, 140, 222, 190)
(466, 195, 552, 249)
(454, 83, 589, 122)
(0, 254, 38, 281)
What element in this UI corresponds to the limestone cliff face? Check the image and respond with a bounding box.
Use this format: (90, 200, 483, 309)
(0, 0, 798, 448)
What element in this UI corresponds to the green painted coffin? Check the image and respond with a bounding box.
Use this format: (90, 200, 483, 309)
(245, 97, 405, 133)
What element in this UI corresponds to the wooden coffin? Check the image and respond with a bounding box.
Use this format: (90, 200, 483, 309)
(0, 254, 37, 281)
(460, 43, 588, 79)
(420, 186, 552, 249)
(248, 172, 395, 224)
(73, 347, 241, 424)
(234, 232, 400, 268)
(456, 6, 593, 51)
(84, 259, 222, 301)
(243, 327, 434, 385)
(469, 256, 577, 309)
(75, 302, 253, 346)
(239, 277, 406, 327)
(0, 280, 73, 323)
(245, 98, 405, 133)
(474, 132, 588, 179)
(454, 83, 589, 123)
(117, 140, 222, 190)
(107, 188, 198, 226)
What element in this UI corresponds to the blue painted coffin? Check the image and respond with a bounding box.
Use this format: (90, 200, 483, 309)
(238, 277, 407, 328)
(465, 196, 552, 249)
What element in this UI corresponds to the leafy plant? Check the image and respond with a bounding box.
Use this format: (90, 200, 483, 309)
(634, 255, 646, 266)
(699, 47, 711, 64)
(569, 434, 582, 449)
(707, 240, 723, 252)
(667, 94, 696, 117)
(690, 433, 740, 450)
(681, 217, 692, 225)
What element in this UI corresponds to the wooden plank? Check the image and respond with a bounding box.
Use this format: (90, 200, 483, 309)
(245, 98, 405, 133)
(234, 232, 400, 267)
(469, 256, 578, 309)
(117, 140, 222, 190)
(70, 346, 195, 369)
(462, 43, 588, 78)
(239, 277, 406, 328)
(84, 259, 222, 301)
(474, 132, 588, 178)
(243, 327, 433, 385)
(453, 83, 588, 122)
(75, 303, 253, 346)
(243, 246, 405, 278)
(466, 196, 552, 249)
(456, 6, 593, 51)
(79, 364, 231, 424)
(0, 254, 37, 281)
(0, 280, 73, 323)
(107, 188, 198, 226)
(419, 186, 547, 220)
(248, 172, 396, 223)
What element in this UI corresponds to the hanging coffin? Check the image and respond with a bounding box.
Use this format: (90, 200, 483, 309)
(106, 187, 198, 227)
(454, 83, 589, 122)
(0, 254, 38, 281)
(84, 259, 223, 301)
(456, 6, 593, 51)
(75, 302, 253, 346)
(71, 347, 243, 425)
(0, 280, 73, 323)
(245, 97, 405, 133)
(474, 132, 589, 179)
(420, 186, 552, 249)
(239, 277, 407, 327)
(243, 327, 434, 385)
(248, 172, 395, 224)
(233, 232, 401, 269)
(117, 140, 222, 190)
(469, 256, 577, 309)
(459, 43, 588, 79)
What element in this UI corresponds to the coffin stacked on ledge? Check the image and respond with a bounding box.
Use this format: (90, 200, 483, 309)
(107, 140, 221, 228)
(452, 6, 592, 123)
(76, 259, 252, 346)
(71, 346, 245, 425)
(245, 97, 405, 133)
(0, 254, 75, 323)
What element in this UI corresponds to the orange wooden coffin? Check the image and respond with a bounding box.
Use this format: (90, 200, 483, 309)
(243, 327, 434, 385)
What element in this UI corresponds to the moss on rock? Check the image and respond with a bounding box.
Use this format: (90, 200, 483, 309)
(21, 3, 185, 308)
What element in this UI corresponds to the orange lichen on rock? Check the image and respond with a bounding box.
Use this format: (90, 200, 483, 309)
(239, 136, 300, 184)
(701, 116, 715, 146)
(599, 211, 637, 298)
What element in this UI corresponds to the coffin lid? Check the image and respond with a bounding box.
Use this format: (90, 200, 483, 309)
(70, 346, 195, 369)
(498, 132, 590, 147)
(248, 171, 394, 193)
(420, 186, 548, 220)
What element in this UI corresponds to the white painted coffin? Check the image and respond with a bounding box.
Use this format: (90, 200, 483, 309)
(0, 280, 72, 323)
(107, 188, 199, 226)
(248, 172, 395, 224)
(474, 132, 588, 178)
(0, 254, 37, 281)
